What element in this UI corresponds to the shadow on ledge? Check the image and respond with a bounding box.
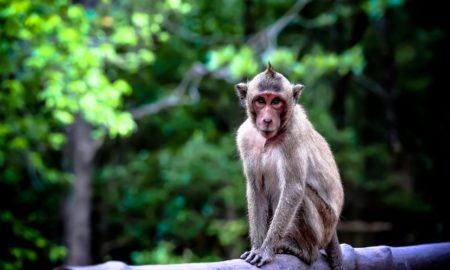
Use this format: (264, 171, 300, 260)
(55, 242, 450, 270)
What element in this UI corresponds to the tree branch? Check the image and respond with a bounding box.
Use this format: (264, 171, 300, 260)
(129, 63, 207, 119)
(354, 75, 389, 98)
(55, 242, 450, 270)
(128, 0, 309, 119)
(163, 21, 240, 45)
(128, 62, 232, 119)
(248, 0, 310, 53)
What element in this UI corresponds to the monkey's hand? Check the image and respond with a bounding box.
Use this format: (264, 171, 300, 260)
(240, 247, 275, 268)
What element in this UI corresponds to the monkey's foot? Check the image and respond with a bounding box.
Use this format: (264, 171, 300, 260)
(277, 240, 319, 265)
(240, 248, 275, 268)
(277, 244, 302, 257)
(327, 253, 344, 270)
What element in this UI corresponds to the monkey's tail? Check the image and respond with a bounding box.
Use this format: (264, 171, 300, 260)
(325, 232, 344, 270)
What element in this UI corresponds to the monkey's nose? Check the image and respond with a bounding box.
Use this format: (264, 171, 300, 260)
(263, 119, 272, 124)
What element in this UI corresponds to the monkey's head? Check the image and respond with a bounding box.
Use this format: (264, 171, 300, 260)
(235, 64, 304, 139)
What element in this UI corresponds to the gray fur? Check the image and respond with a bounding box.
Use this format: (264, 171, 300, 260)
(235, 67, 344, 269)
(257, 74, 282, 92)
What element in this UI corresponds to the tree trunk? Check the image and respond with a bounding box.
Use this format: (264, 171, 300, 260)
(64, 116, 101, 265)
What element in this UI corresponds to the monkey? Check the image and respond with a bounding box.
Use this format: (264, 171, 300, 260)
(235, 64, 344, 269)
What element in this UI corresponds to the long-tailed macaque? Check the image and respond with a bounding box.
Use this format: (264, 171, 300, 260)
(235, 64, 344, 269)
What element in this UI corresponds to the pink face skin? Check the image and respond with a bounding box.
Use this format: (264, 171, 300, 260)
(252, 92, 286, 139)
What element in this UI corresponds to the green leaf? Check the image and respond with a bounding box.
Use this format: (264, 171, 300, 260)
(229, 46, 258, 79)
(67, 5, 84, 20)
(132, 12, 149, 27)
(54, 110, 74, 124)
(112, 26, 138, 46)
(112, 79, 132, 95)
(49, 133, 66, 149)
(10, 137, 28, 150)
(138, 49, 155, 64)
(49, 246, 67, 262)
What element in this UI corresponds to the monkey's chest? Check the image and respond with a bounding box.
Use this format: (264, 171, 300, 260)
(255, 149, 282, 195)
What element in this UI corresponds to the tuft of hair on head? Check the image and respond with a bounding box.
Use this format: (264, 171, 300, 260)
(265, 62, 276, 77)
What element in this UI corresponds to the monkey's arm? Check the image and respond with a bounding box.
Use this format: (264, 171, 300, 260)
(245, 180, 270, 250)
(263, 155, 306, 252)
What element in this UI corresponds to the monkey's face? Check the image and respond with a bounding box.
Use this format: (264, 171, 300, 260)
(252, 92, 286, 139)
(235, 65, 305, 139)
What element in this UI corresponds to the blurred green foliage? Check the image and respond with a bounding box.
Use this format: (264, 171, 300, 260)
(97, 132, 246, 264)
(1, 0, 448, 269)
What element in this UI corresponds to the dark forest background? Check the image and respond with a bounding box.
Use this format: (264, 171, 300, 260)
(0, 0, 449, 269)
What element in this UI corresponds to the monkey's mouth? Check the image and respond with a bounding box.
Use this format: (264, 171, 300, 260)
(261, 130, 277, 138)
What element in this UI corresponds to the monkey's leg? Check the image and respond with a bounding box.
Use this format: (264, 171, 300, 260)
(277, 233, 321, 265)
(325, 232, 343, 270)
(277, 198, 321, 264)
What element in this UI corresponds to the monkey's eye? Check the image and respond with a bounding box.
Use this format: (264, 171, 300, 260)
(256, 97, 265, 104)
(272, 97, 281, 105)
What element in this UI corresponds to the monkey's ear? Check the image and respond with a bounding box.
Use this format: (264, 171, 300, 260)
(293, 84, 305, 101)
(235, 83, 248, 101)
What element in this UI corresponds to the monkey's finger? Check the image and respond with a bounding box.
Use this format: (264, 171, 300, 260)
(249, 254, 262, 265)
(256, 260, 265, 268)
(240, 251, 250, 260)
(245, 252, 257, 263)
(257, 257, 271, 268)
